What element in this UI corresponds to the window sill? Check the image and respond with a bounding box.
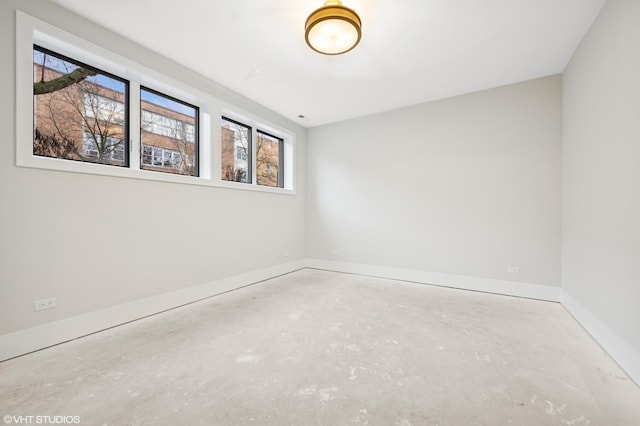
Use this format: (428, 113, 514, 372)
(16, 155, 296, 195)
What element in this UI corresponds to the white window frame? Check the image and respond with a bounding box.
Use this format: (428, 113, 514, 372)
(16, 10, 296, 194)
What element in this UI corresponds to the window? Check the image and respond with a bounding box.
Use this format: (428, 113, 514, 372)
(219, 116, 288, 189)
(142, 145, 182, 169)
(141, 87, 198, 176)
(221, 117, 251, 183)
(256, 130, 284, 188)
(19, 12, 296, 193)
(32, 45, 199, 176)
(236, 146, 248, 161)
(83, 93, 125, 124)
(83, 132, 125, 163)
(33, 45, 129, 167)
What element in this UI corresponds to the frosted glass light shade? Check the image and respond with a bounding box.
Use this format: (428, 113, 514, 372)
(305, 1, 361, 55)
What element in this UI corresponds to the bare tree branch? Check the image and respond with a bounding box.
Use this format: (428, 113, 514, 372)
(34, 67, 97, 95)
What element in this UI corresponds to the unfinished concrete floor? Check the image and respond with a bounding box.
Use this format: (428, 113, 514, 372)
(1, 269, 639, 425)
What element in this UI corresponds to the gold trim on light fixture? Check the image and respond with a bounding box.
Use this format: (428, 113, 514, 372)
(305, 0, 361, 55)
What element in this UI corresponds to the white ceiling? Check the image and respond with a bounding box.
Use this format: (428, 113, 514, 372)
(50, 0, 605, 128)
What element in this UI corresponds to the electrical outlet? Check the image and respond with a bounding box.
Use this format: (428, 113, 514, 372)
(507, 266, 520, 274)
(34, 297, 56, 311)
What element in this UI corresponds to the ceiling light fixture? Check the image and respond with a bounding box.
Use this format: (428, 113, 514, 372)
(305, 0, 362, 55)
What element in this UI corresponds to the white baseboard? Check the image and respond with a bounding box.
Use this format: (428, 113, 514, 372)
(305, 258, 562, 302)
(4, 258, 637, 389)
(308, 259, 640, 386)
(561, 291, 640, 387)
(0, 259, 306, 362)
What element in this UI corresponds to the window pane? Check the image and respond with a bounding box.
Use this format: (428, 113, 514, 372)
(221, 117, 251, 183)
(140, 87, 198, 176)
(33, 45, 128, 167)
(256, 130, 283, 188)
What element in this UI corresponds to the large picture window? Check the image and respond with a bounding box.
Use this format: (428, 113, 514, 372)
(33, 45, 129, 167)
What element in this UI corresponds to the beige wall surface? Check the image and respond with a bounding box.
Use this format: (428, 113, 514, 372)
(0, 0, 306, 336)
(307, 75, 562, 287)
(562, 0, 640, 360)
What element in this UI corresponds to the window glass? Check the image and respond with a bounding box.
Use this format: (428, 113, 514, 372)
(221, 117, 251, 183)
(24, 24, 294, 192)
(33, 45, 128, 167)
(256, 130, 283, 188)
(141, 87, 198, 176)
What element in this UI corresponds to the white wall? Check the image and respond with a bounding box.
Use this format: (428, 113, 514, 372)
(562, 0, 640, 375)
(0, 0, 306, 337)
(307, 76, 562, 288)
(4, 0, 637, 386)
